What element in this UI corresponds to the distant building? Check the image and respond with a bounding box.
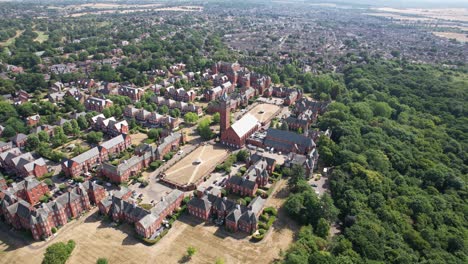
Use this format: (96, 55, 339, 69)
(85, 97, 113, 112)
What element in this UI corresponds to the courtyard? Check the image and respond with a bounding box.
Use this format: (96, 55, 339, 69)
(247, 103, 281, 125)
(163, 143, 229, 186)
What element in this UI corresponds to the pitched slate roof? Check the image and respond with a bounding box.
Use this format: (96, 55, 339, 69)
(265, 128, 315, 150)
(188, 196, 212, 211)
(227, 176, 257, 190)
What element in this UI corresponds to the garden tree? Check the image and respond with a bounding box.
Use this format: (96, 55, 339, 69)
(86, 131, 103, 144)
(10, 52, 41, 69)
(212, 112, 220, 124)
(315, 218, 330, 238)
(25, 134, 40, 151)
(77, 115, 89, 130)
(62, 122, 73, 135)
(271, 73, 280, 84)
(0, 78, 15, 94)
(147, 128, 161, 140)
(70, 120, 80, 135)
(52, 126, 67, 147)
(198, 117, 213, 140)
(17, 102, 37, 117)
(236, 150, 249, 162)
(37, 131, 50, 142)
(170, 108, 181, 118)
(0, 101, 18, 122)
(184, 112, 199, 124)
(42, 240, 75, 264)
(15, 73, 47, 92)
(5, 117, 28, 135)
(286, 164, 306, 190)
(63, 96, 85, 113)
(102, 108, 111, 118)
(158, 105, 169, 115)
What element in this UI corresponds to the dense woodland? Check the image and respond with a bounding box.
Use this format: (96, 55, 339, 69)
(283, 60, 467, 263)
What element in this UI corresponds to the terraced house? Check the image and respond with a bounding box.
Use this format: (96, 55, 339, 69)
(101, 143, 157, 183)
(99, 189, 184, 239)
(118, 85, 145, 102)
(0, 148, 48, 178)
(85, 97, 113, 112)
(62, 134, 132, 177)
(91, 114, 129, 136)
(188, 190, 265, 234)
(0, 181, 106, 240)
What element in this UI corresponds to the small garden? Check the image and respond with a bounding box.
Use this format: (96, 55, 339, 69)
(251, 207, 277, 242)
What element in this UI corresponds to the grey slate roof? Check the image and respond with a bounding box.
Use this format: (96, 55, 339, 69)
(265, 128, 315, 151)
(227, 176, 257, 190)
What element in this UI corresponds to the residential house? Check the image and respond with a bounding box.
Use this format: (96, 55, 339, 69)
(85, 97, 113, 112)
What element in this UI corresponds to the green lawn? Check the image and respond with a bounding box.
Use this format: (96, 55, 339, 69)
(0, 30, 23, 47)
(34, 31, 49, 43)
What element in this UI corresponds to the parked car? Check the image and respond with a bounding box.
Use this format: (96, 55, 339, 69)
(311, 184, 317, 187)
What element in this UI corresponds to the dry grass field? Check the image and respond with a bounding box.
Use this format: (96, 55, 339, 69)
(432, 31, 468, 42)
(130, 132, 148, 146)
(248, 103, 281, 124)
(373, 7, 468, 22)
(0, 180, 296, 264)
(164, 144, 228, 185)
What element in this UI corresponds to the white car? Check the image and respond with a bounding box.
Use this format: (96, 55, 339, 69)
(178, 150, 183, 155)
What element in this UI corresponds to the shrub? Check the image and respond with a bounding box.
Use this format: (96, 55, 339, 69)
(150, 160, 163, 170)
(267, 216, 277, 228)
(239, 166, 247, 174)
(39, 195, 49, 203)
(96, 258, 108, 264)
(42, 240, 75, 264)
(264, 207, 278, 216)
(140, 204, 153, 210)
(73, 176, 84, 183)
(244, 196, 252, 204)
(260, 213, 269, 222)
(44, 179, 53, 186)
(51, 227, 57, 234)
(251, 233, 265, 242)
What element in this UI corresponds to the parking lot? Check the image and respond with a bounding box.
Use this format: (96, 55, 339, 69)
(128, 181, 173, 204)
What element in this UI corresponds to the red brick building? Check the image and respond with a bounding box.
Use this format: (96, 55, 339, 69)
(99, 189, 184, 239)
(165, 87, 196, 102)
(85, 97, 113, 112)
(188, 191, 265, 234)
(0, 181, 105, 240)
(26, 114, 40, 127)
(62, 134, 132, 177)
(118, 85, 145, 102)
(220, 96, 260, 148)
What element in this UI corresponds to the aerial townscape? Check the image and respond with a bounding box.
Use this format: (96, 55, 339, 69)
(0, 0, 466, 264)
